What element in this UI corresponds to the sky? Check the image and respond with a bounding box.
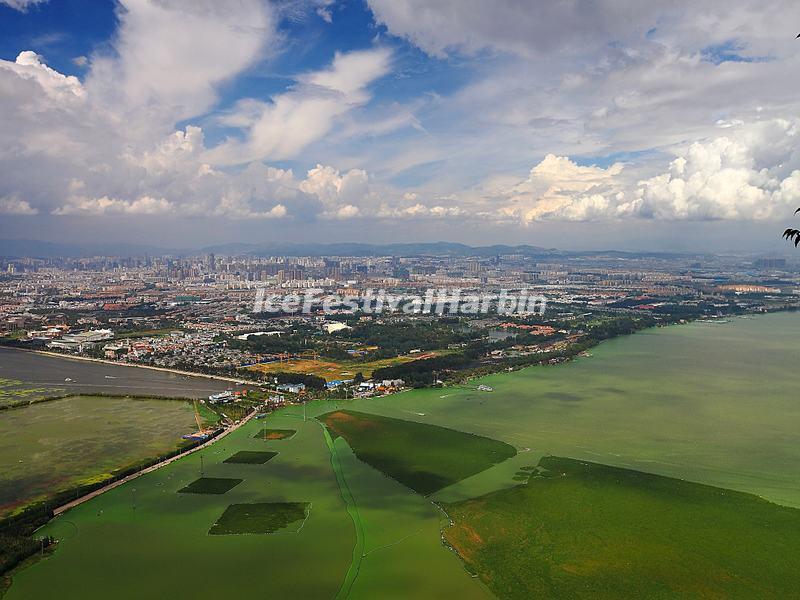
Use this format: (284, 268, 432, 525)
(1, 0, 800, 252)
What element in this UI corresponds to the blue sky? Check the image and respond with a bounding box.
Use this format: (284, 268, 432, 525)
(1, 0, 800, 251)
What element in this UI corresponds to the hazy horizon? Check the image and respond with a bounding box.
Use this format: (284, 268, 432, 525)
(0, 219, 794, 255)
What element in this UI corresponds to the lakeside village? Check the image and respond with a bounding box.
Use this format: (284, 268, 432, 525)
(2, 250, 800, 413)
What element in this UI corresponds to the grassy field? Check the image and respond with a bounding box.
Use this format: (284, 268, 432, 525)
(442, 456, 800, 599)
(209, 502, 310, 535)
(0, 395, 199, 517)
(320, 410, 516, 495)
(178, 478, 243, 495)
(252, 428, 296, 441)
(223, 451, 278, 464)
(246, 351, 439, 381)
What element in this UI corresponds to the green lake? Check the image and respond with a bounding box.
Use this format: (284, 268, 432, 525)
(4, 313, 799, 598)
(358, 312, 800, 508)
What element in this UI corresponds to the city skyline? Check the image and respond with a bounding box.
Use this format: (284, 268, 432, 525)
(2, 0, 800, 252)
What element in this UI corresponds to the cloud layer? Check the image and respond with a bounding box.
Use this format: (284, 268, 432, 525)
(0, 4, 399, 223)
(2, 0, 800, 249)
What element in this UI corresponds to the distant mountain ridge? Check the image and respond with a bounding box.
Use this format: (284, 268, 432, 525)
(202, 241, 557, 258)
(0, 238, 688, 259)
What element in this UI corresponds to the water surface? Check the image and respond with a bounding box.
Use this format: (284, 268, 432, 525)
(355, 313, 800, 507)
(0, 395, 198, 516)
(0, 347, 230, 400)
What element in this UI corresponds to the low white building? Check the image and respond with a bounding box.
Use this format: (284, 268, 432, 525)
(48, 329, 113, 352)
(208, 391, 234, 403)
(236, 331, 283, 340)
(323, 322, 351, 334)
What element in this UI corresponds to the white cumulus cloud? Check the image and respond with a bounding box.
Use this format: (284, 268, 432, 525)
(300, 164, 372, 216)
(206, 48, 392, 165)
(0, 51, 85, 103)
(486, 154, 624, 223)
(53, 195, 174, 216)
(474, 119, 800, 224)
(0, 195, 38, 215)
(0, 0, 46, 11)
(86, 0, 274, 138)
(631, 119, 800, 220)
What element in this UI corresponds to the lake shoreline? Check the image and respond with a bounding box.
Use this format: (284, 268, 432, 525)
(15, 347, 253, 385)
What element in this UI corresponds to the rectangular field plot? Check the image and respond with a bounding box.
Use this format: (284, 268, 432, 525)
(246, 352, 440, 381)
(252, 428, 296, 441)
(223, 451, 278, 464)
(177, 477, 243, 495)
(209, 502, 310, 535)
(320, 410, 516, 495)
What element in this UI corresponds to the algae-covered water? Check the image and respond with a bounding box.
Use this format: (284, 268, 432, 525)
(6, 313, 799, 598)
(7, 405, 485, 599)
(0, 396, 198, 516)
(359, 313, 800, 507)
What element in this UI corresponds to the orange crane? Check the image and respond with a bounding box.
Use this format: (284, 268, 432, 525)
(182, 401, 212, 441)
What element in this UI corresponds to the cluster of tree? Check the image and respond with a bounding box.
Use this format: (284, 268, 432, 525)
(371, 315, 660, 387)
(372, 354, 473, 387)
(448, 329, 561, 362)
(0, 519, 53, 576)
(584, 316, 655, 342)
(0, 335, 41, 349)
(228, 332, 312, 354)
(156, 359, 244, 379)
(346, 320, 475, 357)
(311, 343, 353, 361)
